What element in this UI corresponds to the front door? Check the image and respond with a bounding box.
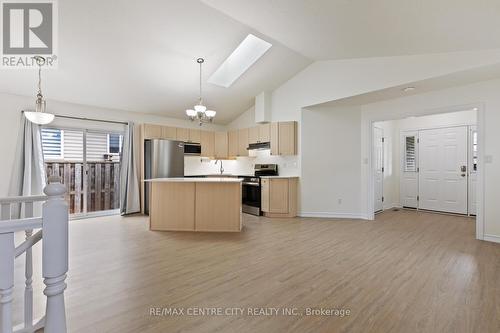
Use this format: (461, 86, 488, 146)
(418, 126, 468, 214)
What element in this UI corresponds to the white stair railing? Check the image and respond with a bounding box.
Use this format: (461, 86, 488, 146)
(0, 176, 69, 333)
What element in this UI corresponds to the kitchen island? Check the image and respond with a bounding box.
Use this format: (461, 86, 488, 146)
(145, 178, 242, 232)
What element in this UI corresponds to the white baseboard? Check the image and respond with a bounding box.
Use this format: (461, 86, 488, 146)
(299, 212, 369, 220)
(483, 234, 500, 244)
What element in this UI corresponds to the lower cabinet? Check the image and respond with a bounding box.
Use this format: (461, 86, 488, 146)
(261, 177, 298, 218)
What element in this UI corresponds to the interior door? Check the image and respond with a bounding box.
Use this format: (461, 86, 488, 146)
(419, 126, 468, 214)
(373, 127, 384, 213)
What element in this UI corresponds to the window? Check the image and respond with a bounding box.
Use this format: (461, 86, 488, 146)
(404, 135, 417, 172)
(41, 128, 63, 160)
(108, 134, 123, 154)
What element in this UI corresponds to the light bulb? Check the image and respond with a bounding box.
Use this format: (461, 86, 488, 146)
(24, 111, 55, 125)
(186, 109, 197, 117)
(205, 110, 216, 118)
(194, 104, 206, 112)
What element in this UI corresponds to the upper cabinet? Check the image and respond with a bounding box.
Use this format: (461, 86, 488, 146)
(162, 126, 177, 140)
(176, 128, 189, 142)
(143, 124, 162, 139)
(248, 126, 259, 145)
(188, 129, 201, 143)
(258, 124, 271, 143)
(200, 130, 215, 157)
(238, 128, 249, 157)
(228, 130, 238, 158)
(278, 121, 297, 155)
(141, 120, 297, 158)
(214, 132, 228, 159)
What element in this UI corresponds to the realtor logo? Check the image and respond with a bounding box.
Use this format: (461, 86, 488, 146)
(1, 0, 57, 68)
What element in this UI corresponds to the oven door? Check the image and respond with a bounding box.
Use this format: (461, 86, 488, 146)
(241, 179, 261, 216)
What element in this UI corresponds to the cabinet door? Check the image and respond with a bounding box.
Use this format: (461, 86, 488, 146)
(259, 123, 271, 143)
(248, 126, 259, 144)
(278, 121, 297, 155)
(238, 128, 249, 156)
(162, 126, 177, 140)
(200, 130, 215, 157)
(270, 122, 279, 155)
(144, 124, 162, 139)
(261, 178, 270, 212)
(269, 179, 289, 213)
(176, 128, 189, 142)
(214, 132, 228, 159)
(189, 129, 201, 143)
(228, 130, 238, 157)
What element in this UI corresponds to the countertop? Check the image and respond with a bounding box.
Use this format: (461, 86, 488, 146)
(259, 176, 299, 179)
(144, 177, 243, 183)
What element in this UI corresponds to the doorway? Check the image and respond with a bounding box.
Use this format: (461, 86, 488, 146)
(41, 126, 124, 217)
(373, 126, 384, 213)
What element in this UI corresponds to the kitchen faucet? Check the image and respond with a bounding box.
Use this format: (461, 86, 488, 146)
(214, 160, 224, 175)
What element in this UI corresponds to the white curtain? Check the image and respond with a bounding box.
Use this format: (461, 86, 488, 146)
(9, 114, 46, 217)
(120, 122, 140, 215)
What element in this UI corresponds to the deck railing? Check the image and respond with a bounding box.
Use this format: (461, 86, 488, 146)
(0, 177, 69, 333)
(45, 161, 120, 214)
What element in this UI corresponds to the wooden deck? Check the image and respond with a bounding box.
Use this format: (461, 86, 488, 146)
(11, 210, 500, 333)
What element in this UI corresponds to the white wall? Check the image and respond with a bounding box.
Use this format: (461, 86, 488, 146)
(300, 105, 362, 217)
(0, 92, 224, 197)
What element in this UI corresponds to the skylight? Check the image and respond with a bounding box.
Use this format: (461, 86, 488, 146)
(208, 34, 272, 88)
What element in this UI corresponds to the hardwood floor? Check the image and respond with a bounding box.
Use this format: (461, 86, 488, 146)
(11, 210, 500, 333)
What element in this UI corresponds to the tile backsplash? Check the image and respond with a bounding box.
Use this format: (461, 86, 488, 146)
(184, 150, 300, 176)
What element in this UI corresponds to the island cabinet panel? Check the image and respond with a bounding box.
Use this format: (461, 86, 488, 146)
(248, 126, 259, 144)
(176, 128, 189, 142)
(189, 129, 201, 143)
(149, 182, 195, 231)
(195, 183, 242, 232)
(200, 130, 215, 157)
(144, 124, 162, 139)
(238, 128, 249, 156)
(228, 130, 239, 157)
(162, 126, 177, 140)
(214, 132, 228, 159)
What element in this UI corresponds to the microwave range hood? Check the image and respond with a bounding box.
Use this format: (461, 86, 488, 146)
(247, 142, 270, 150)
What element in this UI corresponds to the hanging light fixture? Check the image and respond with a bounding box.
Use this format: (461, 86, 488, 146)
(186, 58, 216, 125)
(24, 56, 54, 125)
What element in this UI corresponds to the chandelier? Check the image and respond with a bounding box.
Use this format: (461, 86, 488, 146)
(24, 56, 55, 125)
(186, 58, 216, 125)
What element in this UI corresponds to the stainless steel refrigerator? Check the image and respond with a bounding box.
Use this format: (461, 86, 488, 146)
(144, 139, 185, 214)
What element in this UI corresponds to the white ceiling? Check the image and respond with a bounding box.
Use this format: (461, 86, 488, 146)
(0, 0, 310, 124)
(202, 0, 500, 60)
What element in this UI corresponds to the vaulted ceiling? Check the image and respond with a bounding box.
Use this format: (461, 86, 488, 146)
(2, 0, 500, 123)
(202, 0, 500, 60)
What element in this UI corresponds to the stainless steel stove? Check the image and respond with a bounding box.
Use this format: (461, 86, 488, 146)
(240, 164, 278, 216)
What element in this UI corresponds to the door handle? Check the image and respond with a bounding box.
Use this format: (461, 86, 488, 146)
(460, 165, 467, 172)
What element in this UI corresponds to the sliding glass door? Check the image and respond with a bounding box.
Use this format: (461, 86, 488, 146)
(41, 127, 124, 218)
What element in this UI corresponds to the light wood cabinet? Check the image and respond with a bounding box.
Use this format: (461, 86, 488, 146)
(238, 128, 249, 156)
(228, 130, 238, 157)
(261, 177, 298, 218)
(248, 126, 259, 144)
(214, 132, 228, 159)
(161, 126, 177, 140)
(278, 121, 297, 155)
(188, 129, 201, 143)
(270, 122, 279, 155)
(200, 130, 215, 157)
(176, 128, 189, 142)
(258, 123, 271, 143)
(143, 124, 162, 139)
